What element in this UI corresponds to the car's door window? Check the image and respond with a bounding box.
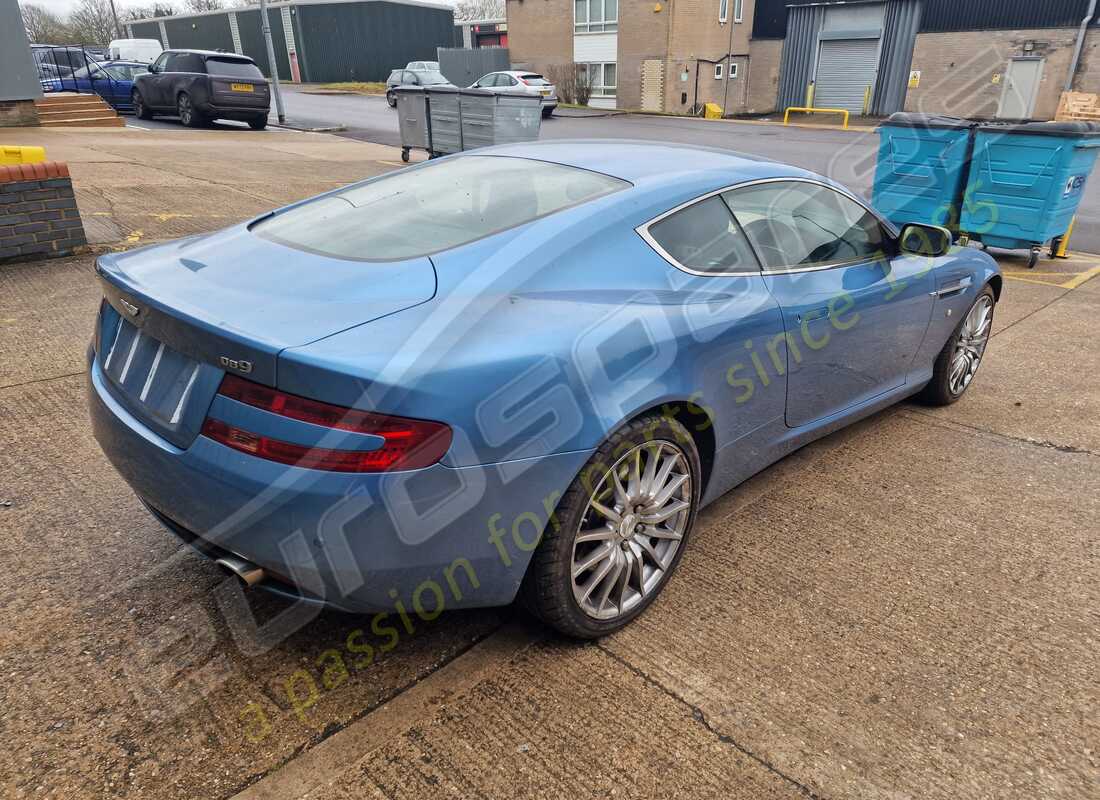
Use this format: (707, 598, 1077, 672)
(722, 181, 890, 270)
(501, 75, 518, 86)
(644, 195, 760, 274)
(153, 53, 172, 72)
(182, 54, 206, 73)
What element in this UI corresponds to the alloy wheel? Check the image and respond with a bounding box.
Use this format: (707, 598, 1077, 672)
(571, 440, 692, 620)
(949, 294, 993, 395)
(178, 94, 192, 125)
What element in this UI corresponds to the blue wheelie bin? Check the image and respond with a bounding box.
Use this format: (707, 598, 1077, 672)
(960, 121, 1100, 267)
(872, 112, 976, 232)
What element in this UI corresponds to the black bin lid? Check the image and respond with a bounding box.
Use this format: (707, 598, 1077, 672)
(977, 120, 1100, 138)
(879, 112, 975, 130)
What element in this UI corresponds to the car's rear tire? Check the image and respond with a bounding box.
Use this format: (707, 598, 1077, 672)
(177, 92, 204, 128)
(521, 413, 700, 639)
(542, 107, 554, 119)
(917, 285, 996, 406)
(248, 116, 268, 130)
(132, 90, 153, 120)
(386, 91, 396, 107)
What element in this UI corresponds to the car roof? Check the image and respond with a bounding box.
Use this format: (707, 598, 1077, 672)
(165, 49, 254, 60)
(470, 139, 812, 186)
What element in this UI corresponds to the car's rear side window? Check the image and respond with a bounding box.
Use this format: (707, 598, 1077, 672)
(253, 156, 629, 261)
(207, 58, 263, 79)
(645, 195, 759, 274)
(169, 53, 205, 73)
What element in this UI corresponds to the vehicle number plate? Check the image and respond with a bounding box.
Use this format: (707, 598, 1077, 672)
(231, 83, 254, 92)
(539, 89, 550, 96)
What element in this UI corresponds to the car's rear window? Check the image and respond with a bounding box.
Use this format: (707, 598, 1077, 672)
(253, 155, 629, 261)
(416, 70, 449, 85)
(206, 58, 263, 79)
(520, 74, 551, 86)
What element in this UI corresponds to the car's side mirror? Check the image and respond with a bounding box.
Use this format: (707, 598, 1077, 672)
(899, 223, 953, 257)
(148, 64, 159, 74)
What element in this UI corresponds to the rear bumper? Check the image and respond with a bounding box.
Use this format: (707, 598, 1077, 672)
(87, 350, 591, 613)
(198, 100, 269, 120)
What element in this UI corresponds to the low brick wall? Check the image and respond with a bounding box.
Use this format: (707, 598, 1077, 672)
(0, 161, 87, 264)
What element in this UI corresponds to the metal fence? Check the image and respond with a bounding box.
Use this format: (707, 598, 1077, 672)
(32, 45, 122, 96)
(437, 47, 510, 89)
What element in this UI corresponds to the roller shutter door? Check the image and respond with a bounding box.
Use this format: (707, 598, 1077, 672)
(814, 38, 879, 113)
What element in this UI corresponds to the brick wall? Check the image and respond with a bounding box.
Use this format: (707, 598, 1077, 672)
(0, 100, 39, 128)
(504, 0, 573, 75)
(906, 27, 1080, 120)
(0, 162, 87, 265)
(663, 0, 755, 113)
(618, 1, 671, 109)
(745, 38, 781, 113)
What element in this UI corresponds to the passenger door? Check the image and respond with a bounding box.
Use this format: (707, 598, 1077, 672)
(145, 52, 173, 108)
(723, 180, 934, 428)
(639, 194, 788, 449)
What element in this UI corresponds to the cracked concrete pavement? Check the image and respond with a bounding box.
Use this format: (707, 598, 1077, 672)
(0, 125, 1097, 800)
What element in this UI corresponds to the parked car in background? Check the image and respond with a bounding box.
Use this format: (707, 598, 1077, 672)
(32, 44, 84, 78)
(133, 50, 271, 129)
(406, 60, 440, 71)
(41, 60, 149, 111)
(471, 71, 558, 117)
(109, 38, 163, 64)
(385, 68, 453, 106)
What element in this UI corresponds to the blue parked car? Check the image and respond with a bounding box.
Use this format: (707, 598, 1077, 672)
(87, 142, 1001, 638)
(41, 60, 148, 112)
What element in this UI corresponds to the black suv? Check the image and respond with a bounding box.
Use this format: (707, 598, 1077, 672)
(133, 50, 271, 129)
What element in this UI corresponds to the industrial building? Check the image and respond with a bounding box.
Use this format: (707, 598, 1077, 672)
(454, 18, 508, 48)
(125, 0, 454, 84)
(506, 0, 1100, 119)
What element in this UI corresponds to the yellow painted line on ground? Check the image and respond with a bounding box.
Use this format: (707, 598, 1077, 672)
(1061, 264, 1100, 289)
(1002, 264, 1100, 289)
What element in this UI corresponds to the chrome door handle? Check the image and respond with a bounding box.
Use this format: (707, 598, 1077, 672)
(931, 277, 972, 298)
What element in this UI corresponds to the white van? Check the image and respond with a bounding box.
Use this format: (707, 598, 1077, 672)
(108, 39, 164, 63)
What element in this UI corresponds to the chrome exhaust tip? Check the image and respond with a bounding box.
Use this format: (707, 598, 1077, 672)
(215, 554, 266, 587)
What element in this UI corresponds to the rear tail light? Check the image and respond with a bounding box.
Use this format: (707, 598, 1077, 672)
(201, 375, 452, 472)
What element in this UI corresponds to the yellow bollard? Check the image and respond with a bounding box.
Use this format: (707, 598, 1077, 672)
(1, 146, 46, 165)
(1053, 216, 1075, 258)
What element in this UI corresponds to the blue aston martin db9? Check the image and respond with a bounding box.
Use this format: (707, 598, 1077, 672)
(88, 141, 1000, 638)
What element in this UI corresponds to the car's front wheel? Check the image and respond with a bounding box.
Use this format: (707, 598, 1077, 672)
(522, 413, 700, 638)
(177, 92, 204, 128)
(386, 90, 396, 107)
(132, 90, 153, 120)
(918, 285, 996, 405)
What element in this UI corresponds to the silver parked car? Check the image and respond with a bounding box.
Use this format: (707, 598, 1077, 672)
(470, 70, 558, 118)
(385, 68, 453, 106)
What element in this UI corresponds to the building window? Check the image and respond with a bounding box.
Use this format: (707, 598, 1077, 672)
(575, 0, 617, 32)
(714, 63, 724, 79)
(580, 62, 617, 96)
(728, 62, 738, 79)
(734, 0, 743, 22)
(719, 0, 728, 23)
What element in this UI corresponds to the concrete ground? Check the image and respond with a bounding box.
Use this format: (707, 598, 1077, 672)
(0, 126, 1097, 800)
